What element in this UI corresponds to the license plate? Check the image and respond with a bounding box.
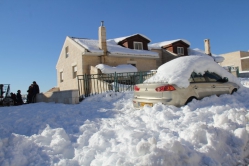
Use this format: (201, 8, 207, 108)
(140, 102, 153, 107)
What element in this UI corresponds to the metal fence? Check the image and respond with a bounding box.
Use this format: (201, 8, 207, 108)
(223, 66, 239, 77)
(77, 71, 156, 100)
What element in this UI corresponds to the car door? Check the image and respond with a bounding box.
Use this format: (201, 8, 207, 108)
(189, 72, 214, 98)
(203, 72, 230, 95)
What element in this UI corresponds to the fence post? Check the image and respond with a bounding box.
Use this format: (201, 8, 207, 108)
(77, 76, 81, 99)
(83, 74, 86, 97)
(83, 74, 89, 97)
(236, 67, 239, 77)
(139, 72, 143, 83)
(114, 72, 118, 92)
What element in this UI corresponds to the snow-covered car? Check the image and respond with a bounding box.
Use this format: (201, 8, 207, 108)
(133, 56, 241, 108)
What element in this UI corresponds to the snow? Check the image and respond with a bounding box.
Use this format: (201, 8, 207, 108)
(1, 54, 249, 165)
(1, 81, 249, 165)
(148, 39, 224, 63)
(106, 40, 158, 57)
(148, 39, 191, 49)
(239, 78, 249, 88)
(72, 38, 159, 58)
(73, 38, 104, 53)
(144, 56, 241, 88)
(72, 37, 224, 61)
(96, 64, 137, 74)
(240, 71, 249, 73)
(188, 48, 224, 63)
(109, 34, 151, 43)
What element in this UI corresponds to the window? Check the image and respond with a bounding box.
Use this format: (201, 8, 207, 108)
(133, 42, 143, 50)
(65, 46, 69, 58)
(177, 47, 184, 55)
(204, 72, 222, 82)
(72, 66, 77, 79)
(190, 72, 206, 82)
(60, 72, 64, 82)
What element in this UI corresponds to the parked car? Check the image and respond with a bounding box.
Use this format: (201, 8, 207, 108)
(133, 56, 241, 108)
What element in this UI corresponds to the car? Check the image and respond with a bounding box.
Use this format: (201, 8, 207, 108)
(133, 56, 241, 108)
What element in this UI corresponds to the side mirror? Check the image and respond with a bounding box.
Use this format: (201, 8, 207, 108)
(223, 77, 228, 82)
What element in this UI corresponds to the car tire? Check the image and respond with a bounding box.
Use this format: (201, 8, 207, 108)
(231, 88, 237, 95)
(185, 97, 197, 105)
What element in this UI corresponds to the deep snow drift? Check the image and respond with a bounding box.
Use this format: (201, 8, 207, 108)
(1, 81, 249, 165)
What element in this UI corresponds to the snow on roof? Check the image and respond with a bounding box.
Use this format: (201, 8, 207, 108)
(148, 39, 223, 62)
(149, 39, 191, 49)
(96, 64, 137, 74)
(73, 38, 103, 53)
(72, 38, 158, 58)
(188, 48, 224, 63)
(106, 40, 158, 57)
(144, 56, 241, 88)
(109, 33, 151, 44)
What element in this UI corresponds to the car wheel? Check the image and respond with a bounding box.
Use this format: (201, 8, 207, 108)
(185, 97, 197, 105)
(231, 88, 237, 95)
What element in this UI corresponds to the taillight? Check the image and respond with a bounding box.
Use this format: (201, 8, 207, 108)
(155, 85, 175, 92)
(134, 85, 140, 91)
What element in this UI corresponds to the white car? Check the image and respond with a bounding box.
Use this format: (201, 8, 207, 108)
(133, 56, 241, 108)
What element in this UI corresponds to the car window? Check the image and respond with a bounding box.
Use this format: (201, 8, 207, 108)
(190, 72, 206, 82)
(204, 72, 222, 82)
(189, 74, 195, 82)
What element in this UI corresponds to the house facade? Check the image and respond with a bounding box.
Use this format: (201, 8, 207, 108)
(220, 51, 249, 72)
(56, 22, 222, 92)
(149, 39, 191, 66)
(56, 23, 159, 91)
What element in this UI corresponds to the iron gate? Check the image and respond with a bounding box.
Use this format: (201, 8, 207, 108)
(77, 71, 156, 100)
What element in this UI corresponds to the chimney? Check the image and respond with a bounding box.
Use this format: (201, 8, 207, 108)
(99, 21, 107, 63)
(204, 39, 211, 56)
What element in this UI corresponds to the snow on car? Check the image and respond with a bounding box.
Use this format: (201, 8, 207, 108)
(133, 56, 241, 108)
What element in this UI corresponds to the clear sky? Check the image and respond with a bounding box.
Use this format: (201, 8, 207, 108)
(0, 0, 248, 95)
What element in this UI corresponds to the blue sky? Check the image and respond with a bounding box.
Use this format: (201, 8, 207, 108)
(0, 0, 248, 95)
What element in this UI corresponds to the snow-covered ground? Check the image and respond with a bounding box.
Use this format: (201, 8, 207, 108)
(1, 79, 249, 166)
(239, 78, 249, 88)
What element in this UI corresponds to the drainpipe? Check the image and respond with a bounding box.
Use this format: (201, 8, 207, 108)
(204, 39, 212, 56)
(98, 21, 107, 63)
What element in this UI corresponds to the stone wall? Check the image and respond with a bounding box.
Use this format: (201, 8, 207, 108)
(36, 90, 79, 104)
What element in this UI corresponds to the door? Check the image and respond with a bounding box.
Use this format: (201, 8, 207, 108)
(190, 73, 214, 98)
(203, 72, 230, 95)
